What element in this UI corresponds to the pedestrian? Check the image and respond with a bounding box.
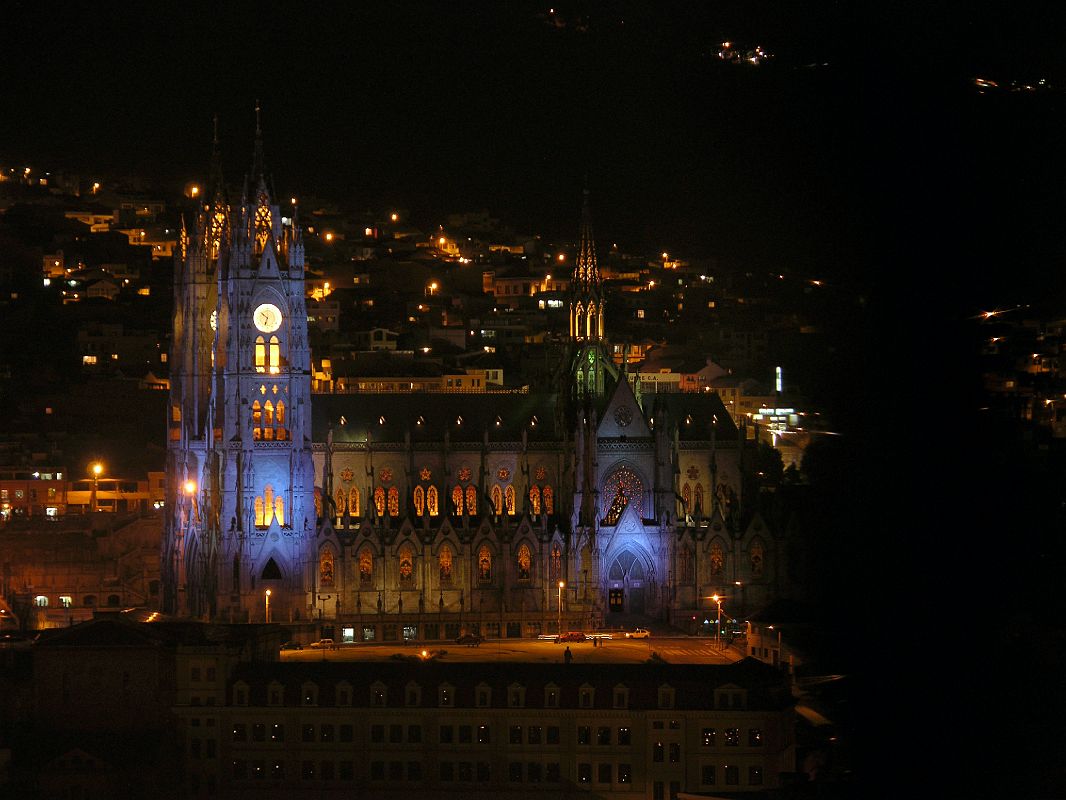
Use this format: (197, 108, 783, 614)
(564, 646, 573, 664)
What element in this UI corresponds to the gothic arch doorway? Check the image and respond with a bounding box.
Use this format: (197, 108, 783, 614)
(606, 549, 647, 616)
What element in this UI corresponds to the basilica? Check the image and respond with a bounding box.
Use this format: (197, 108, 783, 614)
(163, 124, 786, 641)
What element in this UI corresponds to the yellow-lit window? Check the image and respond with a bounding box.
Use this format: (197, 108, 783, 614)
(263, 485, 275, 526)
(529, 486, 541, 515)
(413, 486, 425, 516)
(255, 336, 266, 373)
(348, 487, 360, 517)
(264, 401, 274, 440)
(543, 485, 554, 514)
(505, 485, 516, 515)
(452, 485, 463, 514)
(252, 401, 262, 440)
(491, 485, 502, 515)
(466, 485, 477, 516)
(268, 336, 280, 374)
(374, 487, 385, 517)
(255, 496, 265, 527)
(275, 496, 284, 527)
(427, 486, 438, 516)
(387, 487, 399, 517)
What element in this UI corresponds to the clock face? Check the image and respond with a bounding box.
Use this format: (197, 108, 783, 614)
(614, 406, 633, 428)
(253, 303, 282, 333)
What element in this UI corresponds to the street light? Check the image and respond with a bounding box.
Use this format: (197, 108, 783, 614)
(558, 581, 565, 634)
(265, 589, 271, 623)
(711, 593, 722, 649)
(90, 462, 103, 512)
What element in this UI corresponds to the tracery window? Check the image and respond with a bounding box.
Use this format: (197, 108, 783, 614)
(679, 544, 694, 583)
(334, 488, 346, 517)
(252, 401, 262, 438)
(543, 485, 554, 514)
(491, 485, 503, 516)
(465, 485, 477, 515)
(549, 542, 562, 582)
(359, 548, 373, 587)
(274, 495, 284, 527)
(263, 401, 275, 440)
(374, 487, 385, 517)
(504, 485, 516, 515)
(516, 543, 532, 581)
(320, 549, 335, 587)
(694, 483, 704, 515)
(682, 483, 692, 514)
(255, 496, 265, 527)
(268, 336, 280, 375)
(398, 544, 414, 587)
(602, 467, 644, 522)
(710, 541, 725, 575)
(387, 487, 399, 517)
(414, 486, 425, 516)
(439, 545, 453, 583)
(452, 485, 463, 515)
(314, 490, 322, 518)
(427, 486, 439, 516)
(255, 336, 266, 373)
(529, 486, 542, 515)
(348, 487, 360, 518)
(478, 545, 492, 583)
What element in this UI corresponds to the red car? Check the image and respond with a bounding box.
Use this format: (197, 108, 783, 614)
(557, 631, 587, 642)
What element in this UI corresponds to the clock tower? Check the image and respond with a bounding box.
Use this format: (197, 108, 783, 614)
(164, 110, 314, 622)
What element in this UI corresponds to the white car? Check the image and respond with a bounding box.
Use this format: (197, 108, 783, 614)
(625, 628, 651, 639)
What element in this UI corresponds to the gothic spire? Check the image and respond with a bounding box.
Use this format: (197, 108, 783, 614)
(252, 100, 265, 180)
(573, 186, 601, 294)
(208, 113, 225, 205)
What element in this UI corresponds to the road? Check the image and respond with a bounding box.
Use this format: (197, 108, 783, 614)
(282, 636, 743, 665)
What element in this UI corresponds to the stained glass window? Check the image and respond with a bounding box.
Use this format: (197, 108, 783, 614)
(439, 545, 453, 582)
(465, 485, 477, 515)
(348, 487, 360, 518)
(359, 549, 373, 586)
(255, 336, 265, 373)
(414, 486, 425, 516)
(255, 496, 265, 527)
(274, 496, 284, 527)
(529, 486, 541, 515)
(602, 467, 644, 522)
(679, 544, 693, 583)
(427, 486, 439, 516)
(491, 485, 503, 515)
(374, 487, 385, 517)
(505, 485, 516, 515)
(268, 336, 280, 375)
(387, 487, 399, 517)
(314, 490, 322, 518)
(694, 484, 704, 515)
(478, 545, 492, 583)
(452, 485, 463, 514)
(399, 544, 414, 586)
(549, 542, 561, 581)
(335, 488, 346, 517)
(710, 541, 724, 575)
(517, 543, 532, 581)
(543, 485, 554, 514)
(320, 549, 335, 587)
(252, 401, 262, 439)
(750, 541, 764, 576)
(263, 485, 275, 526)
(682, 483, 691, 514)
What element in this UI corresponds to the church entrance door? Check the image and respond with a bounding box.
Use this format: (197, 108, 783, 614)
(608, 589, 624, 613)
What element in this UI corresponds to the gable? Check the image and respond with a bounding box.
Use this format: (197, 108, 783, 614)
(597, 378, 651, 438)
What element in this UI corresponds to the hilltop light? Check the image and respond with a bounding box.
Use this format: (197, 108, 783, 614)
(390, 213, 398, 222)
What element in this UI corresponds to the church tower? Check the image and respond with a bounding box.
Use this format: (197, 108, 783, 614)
(163, 109, 314, 622)
(569, 188, 613, 399)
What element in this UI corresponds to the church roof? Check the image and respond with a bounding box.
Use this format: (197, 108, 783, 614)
(314, 392, 565, 445)
(646, 392, 739, 441)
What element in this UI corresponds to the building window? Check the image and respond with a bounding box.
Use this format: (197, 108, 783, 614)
(528, 725, 542, 744)
(477, 725, 491, 744)
(578, 726, 591, 745)
(358, 548, 373, 587)
(516, 543, 532, 581)
(59, 596, 72, 608)
(509, 762, 523, 782)
(658, 686, 674, 709)
(252, 723, 265, 742)
(478, 545, 492, 583)
(618, 727, 631, 745)
(549, 542, 561, 581)
(725, 728, 740, 746)
(749, 728, 763, 746)
(491, 485, 503, 515)
(654, 742, 664, 762)
(702, 765, 716, 785)
(749, 765, 763, 785)
(370, 724, 384, 743)
(547, 726, 560, 744)
(451, 485, 463, 514)
(618, 763, 631, 784)
(529, 485, 541, 515)
(319, 549, 335, 587)
(374, 487, 385, 517)
(543, 484, 554, 513)
(439, 545, 453, 583)
(389, 724, 402, 744)
(465, 485, 477, 515)
(387, 486, 399, 516)
(348, 487, 360, 517)
(509, 725, 523, 745)
(427, 485, 439, 515)
(654, 781, 665, 800)
(725, 765, 739, 785)
(702, 727, 716, 746)
(598, 763, 612, 783)
(34, 596, 48, 607)
(597, 727, 611, 746)
(669, 743, 680, 763)
(255, 336, 266, 372)
(398, 544, 414, 587)
(578, 763, 591, 784)
(414, 485, 425, 516)
(545, 687, 559, 708)
(439, 685, 454, 707)
(504, 485, 516, 515)
(232, 724, 247, 742)
(579, 688, 594, 708)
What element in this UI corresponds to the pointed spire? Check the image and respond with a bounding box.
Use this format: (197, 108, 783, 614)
(208, 113, 225, 204)
(574, 185, 600, 293)
(252, 100, 265, 180)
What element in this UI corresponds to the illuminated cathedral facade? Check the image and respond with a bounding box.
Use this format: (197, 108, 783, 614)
(164, 126, 784, 637)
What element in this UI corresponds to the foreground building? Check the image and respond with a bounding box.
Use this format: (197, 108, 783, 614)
(164, 123, 793, 637)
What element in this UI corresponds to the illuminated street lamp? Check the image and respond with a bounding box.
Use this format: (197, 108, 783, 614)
(558, 581, 565, 634)
(711, 593, 722, 649)
(265, 589, 271, 623)
(90, 462, 103, 512)
(426, 281, 438, 296)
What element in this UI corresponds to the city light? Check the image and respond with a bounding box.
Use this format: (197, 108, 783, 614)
(390, 213, 398, 222)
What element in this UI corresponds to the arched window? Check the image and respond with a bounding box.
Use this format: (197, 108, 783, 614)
(34, 595, 48, 607)
(694, 483, 704, 515)
(602, 467, 644, 522)
(710, 541, 725, 575)
(439, 545, 453, 583)
(374, 487, 385, 517)
(255, 496, 265, 527)
(682, 483, 691, 514)
(516, 543, 532, 581)
(679, 544, 693, 583)
(314, 490, 323, 518)
(252, 401, 262, 439)
(750, 541, 764, 576)
(491, 485, 503, 515)
(398, 544, 414, 587)
(263, 485, 275, 527)
(477, 545, 492, 583)
(550, 542, 562, 581)
(529, 486, 542, 515)
(505, 485, 516, 515)
(543, 485, 554, 514)
(427, 486, 439, 516)
(268, 336, 280, 375)
(465, 485, 477, 515)
(263, 401, 275, 440)
(387, 487, 399, 516)
(413, 485, 425, 516)
(274, 495, 284, 527)
(451, 485, 463, 515)
(320, 549, 335, 587)
(255, 336, 266, 373)
(334, 488, 346, 517)
(359, 548, 373, 587)
(276, 401, 286, 439)
(348, 487, 360, 518)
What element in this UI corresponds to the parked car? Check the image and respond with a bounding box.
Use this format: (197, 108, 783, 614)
(557, 631, 587, 642)
(280, 640, 303, 650)
(308, 638, 334, 649)
(456, 633, 482, 646)
(625, 628, 651, 639)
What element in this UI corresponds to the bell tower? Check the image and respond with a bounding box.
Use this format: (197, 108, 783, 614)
(569, 187, 614, 399)
(164, 108, 314, 622)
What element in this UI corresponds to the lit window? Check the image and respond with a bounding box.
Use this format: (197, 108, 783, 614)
(34, 595, 48, 607)
(59, 596, 72, 608)
(82, 355, 97, 365)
